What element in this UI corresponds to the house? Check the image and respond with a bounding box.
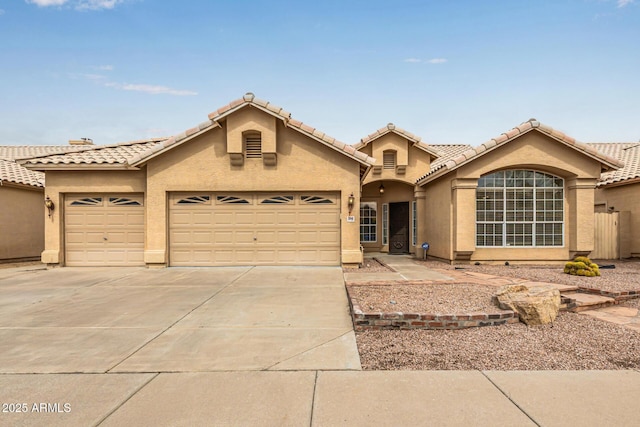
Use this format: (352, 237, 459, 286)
(18, 94, 629, 267)
(0, 145, 86, 261)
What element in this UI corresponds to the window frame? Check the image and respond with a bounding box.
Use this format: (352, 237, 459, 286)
(360, 201, 378, 243)
(476, 170, 564, 248)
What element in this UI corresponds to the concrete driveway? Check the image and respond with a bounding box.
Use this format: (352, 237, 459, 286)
(0, 266, 361, 373)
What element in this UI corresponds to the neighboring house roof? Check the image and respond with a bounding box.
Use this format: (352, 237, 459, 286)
(416, 119, 625, 185)
(589, 142, 640, 187)
(0, 158, 45, 187)
(127, 93, 375, 169)
(0, 145, 85, 188)
(353, 123, 442, 159)
(19, 138, 167, 170)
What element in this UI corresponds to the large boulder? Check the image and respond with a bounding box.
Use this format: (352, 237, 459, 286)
(494, 284, 560, 326)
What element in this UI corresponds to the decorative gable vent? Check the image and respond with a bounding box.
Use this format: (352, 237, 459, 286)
(383, 151, 396, 169)
(244, 133, 262, 159)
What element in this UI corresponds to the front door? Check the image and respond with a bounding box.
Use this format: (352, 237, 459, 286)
(389, 202, 409, 254)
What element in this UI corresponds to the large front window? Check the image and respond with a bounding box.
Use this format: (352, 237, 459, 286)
(476, 170, 564, 247)
(360, 202, 377, 242)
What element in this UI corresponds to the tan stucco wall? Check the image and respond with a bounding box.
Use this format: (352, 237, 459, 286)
(422, 131, 604, 263)
(422, 175, 453, 260)
(227, 106, 277, 154)
(41, 170, 146, 264)
(362, 133, 432, 186)
(145, 109, 363, 266)
(595, 184, 640, 257)
(0, 184, 44, 260)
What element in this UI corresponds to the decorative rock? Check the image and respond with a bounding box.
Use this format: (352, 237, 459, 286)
(494, 284, 560, 326)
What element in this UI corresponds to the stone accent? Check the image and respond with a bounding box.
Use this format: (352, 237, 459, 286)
(495, 284, 560, 326)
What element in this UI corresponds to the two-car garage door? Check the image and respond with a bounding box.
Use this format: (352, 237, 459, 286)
(169, 192, 340, 266)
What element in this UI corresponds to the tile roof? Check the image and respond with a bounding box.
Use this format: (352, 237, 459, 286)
(127, 93, 375, 167)
(429, 144, 474, 170)
(416, 119, 625, 185)
(20, 138, 167, 168)
(0, 159, 44, 187)
(0, 145, 84, 188)
(353, 123, 441, 158)
(589, 143, 640, 187)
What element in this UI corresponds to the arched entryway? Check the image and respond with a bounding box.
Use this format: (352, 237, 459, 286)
(361, 180, 417, 255)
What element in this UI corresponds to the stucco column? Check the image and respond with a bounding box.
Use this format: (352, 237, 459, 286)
(144, 187, 168, 266)
(414, 186, 427, 259)
(567, 178, 597, 257)
(342, 187, 363, 265)
(451, 178, 477, 260)
(41, 190, 62, 265)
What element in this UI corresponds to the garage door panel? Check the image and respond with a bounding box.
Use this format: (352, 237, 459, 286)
(65, 194, 144, 267)
(192, 212, 214, 225)
(213, 231, 233, 244)
(235, 212, 255, 225)
(169, 192, 340, 266)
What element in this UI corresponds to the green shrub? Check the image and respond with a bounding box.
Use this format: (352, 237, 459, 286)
(564, 256, 600, 277)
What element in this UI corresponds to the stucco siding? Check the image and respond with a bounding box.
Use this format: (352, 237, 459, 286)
(41, 170, 146, 264)
(423, 176, 453, 260)
(146, 116, 362, 265)
(0, 185, 44, 260)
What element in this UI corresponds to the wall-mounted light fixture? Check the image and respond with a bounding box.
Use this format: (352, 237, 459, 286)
(379, 183, 385, 194)
(348, 193, 355, 213)
(44, 195, 55, 218)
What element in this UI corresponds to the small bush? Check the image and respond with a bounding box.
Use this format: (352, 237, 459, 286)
(564, 256, 600, 277)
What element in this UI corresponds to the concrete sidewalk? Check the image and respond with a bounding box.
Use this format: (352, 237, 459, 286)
(1, 370, 639, 426)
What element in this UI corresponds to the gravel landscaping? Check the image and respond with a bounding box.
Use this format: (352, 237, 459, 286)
(348, 283, 507, 314)
(414, 259, 640, 293)
(352, 258, 640, 370)
(343, 257, 392, 273)
(357, 312, 640, 370)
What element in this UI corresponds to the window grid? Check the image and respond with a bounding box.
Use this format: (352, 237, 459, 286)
(360, 202, 377, 243)
(476, 170, 563, 247)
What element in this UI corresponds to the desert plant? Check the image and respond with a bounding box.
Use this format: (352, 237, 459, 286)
(564, 256, 600, 277)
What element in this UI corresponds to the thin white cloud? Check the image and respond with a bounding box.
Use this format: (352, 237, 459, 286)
(105, 82, 198, 96)
(92, 65, 114, 71)
(617, 0, 634, 7)
(25, 0, 125, 10)
(76, 0, 124, 11)
(404, 58, 448, 64)
(404, 58, 422, 63)
(428, 58, 448, 64)
(26, 0, 68, 6)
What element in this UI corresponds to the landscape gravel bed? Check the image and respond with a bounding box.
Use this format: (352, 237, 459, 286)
(356, 312, 640, 370)
(343, 257, 392, 273)
(414, 259, 640, 293)
(348, 283, 505, 314)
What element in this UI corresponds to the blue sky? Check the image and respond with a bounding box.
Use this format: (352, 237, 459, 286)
(1, 0, 638, 147)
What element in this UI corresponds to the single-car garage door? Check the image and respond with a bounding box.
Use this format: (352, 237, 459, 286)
(65, 194, 144, 266)
(169, 192, 340, 266)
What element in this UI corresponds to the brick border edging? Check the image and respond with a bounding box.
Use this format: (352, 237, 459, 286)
(577, 286, 640, 302)
(346, 289, 519, 331)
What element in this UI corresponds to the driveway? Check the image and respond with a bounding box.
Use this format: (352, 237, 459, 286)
(0, 266, 361, 373)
